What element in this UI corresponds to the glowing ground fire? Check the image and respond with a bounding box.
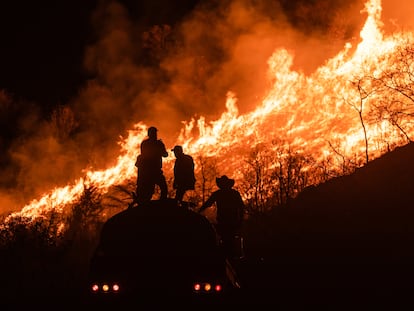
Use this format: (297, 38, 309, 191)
(2, 0, 414, 227)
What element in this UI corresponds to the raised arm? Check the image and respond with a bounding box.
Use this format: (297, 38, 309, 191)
(199, 192, 217, 213)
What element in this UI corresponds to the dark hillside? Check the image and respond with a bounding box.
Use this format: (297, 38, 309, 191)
(242, 142, 414, 307)
(296, 141, 414, 211)
(285, 141, 414, 234)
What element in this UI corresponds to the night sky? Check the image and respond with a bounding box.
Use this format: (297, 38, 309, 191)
(0, 2, 94, 109)
(0, 0, 199, 111)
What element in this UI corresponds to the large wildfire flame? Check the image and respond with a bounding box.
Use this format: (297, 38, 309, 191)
(2, 0, 414, 227)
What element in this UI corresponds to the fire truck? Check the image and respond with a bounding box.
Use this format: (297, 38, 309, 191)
(86, 198, 240, 307)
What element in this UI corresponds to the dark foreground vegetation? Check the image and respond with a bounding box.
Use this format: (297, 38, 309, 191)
(2, 143, 414, 310)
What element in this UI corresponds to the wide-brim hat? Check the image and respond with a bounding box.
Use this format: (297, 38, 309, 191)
(216, 175, 235, 189)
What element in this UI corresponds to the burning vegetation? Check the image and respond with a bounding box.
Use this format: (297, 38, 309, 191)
(1, 0, 414, 305)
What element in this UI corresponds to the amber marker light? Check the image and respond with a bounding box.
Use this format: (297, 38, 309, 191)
(102, 284, 109, 292)
(204, 283, 211, 291)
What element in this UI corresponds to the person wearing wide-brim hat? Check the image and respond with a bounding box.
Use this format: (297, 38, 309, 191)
(199, 175, 245, 259)
(215, 175, 235, 189)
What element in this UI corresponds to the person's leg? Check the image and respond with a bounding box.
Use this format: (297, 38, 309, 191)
(137, 173, 155, 204)
(217, 225, 240, 259)
(158, 173, 168, 199)
(175, 188, 185, 202)
(136, 169, 143, 202)
(138, 183, 154, 204)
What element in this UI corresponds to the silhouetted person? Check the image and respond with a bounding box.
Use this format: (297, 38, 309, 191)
(171, 145, 196, 203)
(135, 126, 168, 204)
(199, 175, 245, 259)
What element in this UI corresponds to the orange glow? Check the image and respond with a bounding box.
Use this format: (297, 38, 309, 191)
(2, 0, 414, 227)
(204, 283, 211, 291)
